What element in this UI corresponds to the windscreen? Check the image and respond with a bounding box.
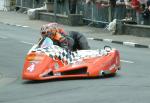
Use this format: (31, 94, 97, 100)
(40, 37, 53, 48)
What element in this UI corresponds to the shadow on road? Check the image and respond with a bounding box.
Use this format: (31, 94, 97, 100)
(22, 73, 121, 84)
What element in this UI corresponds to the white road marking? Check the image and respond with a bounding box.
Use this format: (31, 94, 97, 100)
(22, 26, 29, 28)
(16, 24, 22, 27)
(121, 60, 134, 64)
(16, 24, 29, 28)
(1, 22, 29, 28)
(20, 41, 34, 45)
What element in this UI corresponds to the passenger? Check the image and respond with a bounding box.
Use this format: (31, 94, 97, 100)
(40, 22, 90, 51)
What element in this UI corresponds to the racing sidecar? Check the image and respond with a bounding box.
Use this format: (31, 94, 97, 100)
(22, 37, 120, 80)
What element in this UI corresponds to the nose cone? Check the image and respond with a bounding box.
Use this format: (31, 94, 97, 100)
(22, 54, 51, 80)
(22, 62, 41, 80)
(22, 72, 38, 80)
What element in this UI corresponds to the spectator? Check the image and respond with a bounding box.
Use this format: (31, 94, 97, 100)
(110, 0, 117, 7)
(124, 0, 132, 19)
(147, 0, 150, 6)
(131, 0, 144, 24)
(96, 0, 116, 21)
(115, 0, 126, 20)
(143, 0, 150, 25)
(69, 0, 77, 14)
(110, 0, 117, 20)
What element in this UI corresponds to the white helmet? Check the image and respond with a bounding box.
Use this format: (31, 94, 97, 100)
(40, 22, 62, 36)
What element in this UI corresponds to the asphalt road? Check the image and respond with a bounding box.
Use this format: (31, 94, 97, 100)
(0, 23, 150, 103)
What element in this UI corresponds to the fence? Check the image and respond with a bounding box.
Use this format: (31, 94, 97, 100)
(16, 0, 141, 25)
(16, 0, 45, 8)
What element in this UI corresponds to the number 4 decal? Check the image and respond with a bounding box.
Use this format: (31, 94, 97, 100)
(27, 63, 35, 72)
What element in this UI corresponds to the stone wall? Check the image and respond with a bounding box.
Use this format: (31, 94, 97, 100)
(116, 20, 150, 37)
(124, 24, 150, 37)
(38, 12, 84, 26)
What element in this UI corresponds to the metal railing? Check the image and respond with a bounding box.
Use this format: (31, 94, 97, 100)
(16, 0, 139, 25)
(16, 0, 45, 8)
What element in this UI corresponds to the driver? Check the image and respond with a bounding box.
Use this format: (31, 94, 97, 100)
(40, 22, 90, 51)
